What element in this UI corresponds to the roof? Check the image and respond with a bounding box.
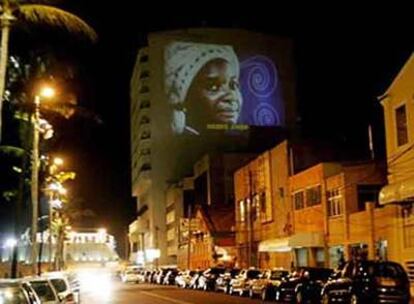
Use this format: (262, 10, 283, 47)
(381, 52, 414, 97)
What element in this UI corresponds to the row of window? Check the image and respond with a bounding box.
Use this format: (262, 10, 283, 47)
(237, 186, 346, 220)
(238, 192, 272, 223)
(293, 185, 322, 210)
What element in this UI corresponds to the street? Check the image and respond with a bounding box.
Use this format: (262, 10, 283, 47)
(78, 270, 414, 304)
(80, 276, 272, 304)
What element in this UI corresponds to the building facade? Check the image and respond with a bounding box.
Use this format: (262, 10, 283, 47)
(289, 162, 386, 269)
(129, 28, 296, 265)
(1, 228, 119, 266)
(379, 53, 414, 287)
(234, 138, 402, 270)
(235, 141, 292, 270)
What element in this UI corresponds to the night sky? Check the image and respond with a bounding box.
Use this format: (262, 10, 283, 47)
(1, 5, 413, 257)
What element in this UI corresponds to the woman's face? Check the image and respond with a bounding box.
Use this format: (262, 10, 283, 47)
(192, 58, 242, 124)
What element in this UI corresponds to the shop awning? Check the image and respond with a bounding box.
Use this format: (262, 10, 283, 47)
(258, 237, 291, 252)
(289, 232, 324, 248)
(379, 177, 414, 205)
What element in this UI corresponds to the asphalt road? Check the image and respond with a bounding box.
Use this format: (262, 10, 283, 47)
(78, 271, 414, 304)
(80, 279, 274, 304)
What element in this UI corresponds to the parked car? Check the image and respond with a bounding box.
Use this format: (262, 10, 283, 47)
(155, 269, 171, 284)
(321, 260, 411, 304)
(215, 268, 241, 293)
(189, 270, 204, 289)
(275, 267, 333, 303)
(0, 279, 41, 304)
(229, 268, 262, 296)
(27, 278, 61, 304)
(175, 270, 196, 288)
(163, 269, 179, 285)
(249, 269, 289, 301)
(143, 270, 154, 283)
(121, 268, 140, 283)
(151, 270, 161, 284)
(197, 267, 226, 291)
(42, 272, 79, 303)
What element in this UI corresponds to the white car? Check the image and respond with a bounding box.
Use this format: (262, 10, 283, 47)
(121, 269, 140, 283)
(0, 279, 41, 304)
(41, 272, 79, 304)
(26, 278, 60, 304)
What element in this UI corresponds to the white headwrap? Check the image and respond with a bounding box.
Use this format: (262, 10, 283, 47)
(165, 41, 239, 134)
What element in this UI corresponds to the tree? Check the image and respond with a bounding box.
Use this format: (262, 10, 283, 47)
(0, 0, 97, 141)
(51, 204, 95, 270)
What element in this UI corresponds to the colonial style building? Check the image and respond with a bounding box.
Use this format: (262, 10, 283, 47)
(233, 139, 405, 271)
(379, 53, 414, 287)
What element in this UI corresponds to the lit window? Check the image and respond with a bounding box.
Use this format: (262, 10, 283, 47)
(239, 200, 245, 222)
(328, 188, 342, 216)
(396, 105, 408, 147)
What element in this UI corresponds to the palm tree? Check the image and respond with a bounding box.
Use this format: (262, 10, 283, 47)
(0, 0, 97, 141)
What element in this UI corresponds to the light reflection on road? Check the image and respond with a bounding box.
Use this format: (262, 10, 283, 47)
(76, 267, 114, 302)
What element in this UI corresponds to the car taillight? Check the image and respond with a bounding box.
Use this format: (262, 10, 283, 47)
(376, 277, 397, 287)
(65, 293, 75, 303)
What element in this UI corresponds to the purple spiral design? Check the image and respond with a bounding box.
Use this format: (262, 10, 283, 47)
(254, 103, 280, 126)
(241, 56, 278, 98)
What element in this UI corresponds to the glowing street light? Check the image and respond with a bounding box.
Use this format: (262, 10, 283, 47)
(31, 84, 56, 273)
(4, 238, 17, 248)
(39, 86, 55, 99)
(53, 157, 64, 166)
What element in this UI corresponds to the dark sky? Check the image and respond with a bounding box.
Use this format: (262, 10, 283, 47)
(1, 5, 413, 256)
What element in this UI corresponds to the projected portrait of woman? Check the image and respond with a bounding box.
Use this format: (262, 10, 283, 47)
(165, 42, 242, 135)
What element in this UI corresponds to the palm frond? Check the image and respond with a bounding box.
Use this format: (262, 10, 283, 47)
(17, 4, 97, 42)
(12, 0, 63, 5)
(2, 190, 18, 202)
(0, 145, 25, 157)
(54, 171, 76, 183)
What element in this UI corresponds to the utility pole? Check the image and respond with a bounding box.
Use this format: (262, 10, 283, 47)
(48, 191, 53, 269)
(155, 226, 159, 267)
(30, 96, 40, 274)
(187, 204, 192, 269)
(368, 125, 375, 161)
(38, 228, 44, 276)
(247, 170, 253, 268)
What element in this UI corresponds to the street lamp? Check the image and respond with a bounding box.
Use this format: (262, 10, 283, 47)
(53, 157, 64, 166)
(4, 238, 17, 249)
(4, 238, 17, 263)
(30, 85, 55, 274)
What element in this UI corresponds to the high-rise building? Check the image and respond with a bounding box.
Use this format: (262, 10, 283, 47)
(129, 28, 296, 265)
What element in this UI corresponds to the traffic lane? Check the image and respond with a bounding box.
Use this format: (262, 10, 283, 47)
(130, 284, 274, 304)
(81, 281, 186, 304)
(82, 281, 414, 304)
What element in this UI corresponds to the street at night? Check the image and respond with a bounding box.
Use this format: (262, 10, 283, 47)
(80, 274, 414, 304)
(0, 3, 413, 304)
(81, 278, 272, 304)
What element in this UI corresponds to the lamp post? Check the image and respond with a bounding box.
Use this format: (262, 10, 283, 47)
(30, 86, 55, 274)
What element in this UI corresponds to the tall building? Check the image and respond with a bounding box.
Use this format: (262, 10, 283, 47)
(129, 28, 296, 264)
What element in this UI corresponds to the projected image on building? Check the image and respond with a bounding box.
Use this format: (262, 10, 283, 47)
(165, 42, 284, 135)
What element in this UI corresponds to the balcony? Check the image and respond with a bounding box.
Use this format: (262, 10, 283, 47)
(132, 164, 152, 196)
